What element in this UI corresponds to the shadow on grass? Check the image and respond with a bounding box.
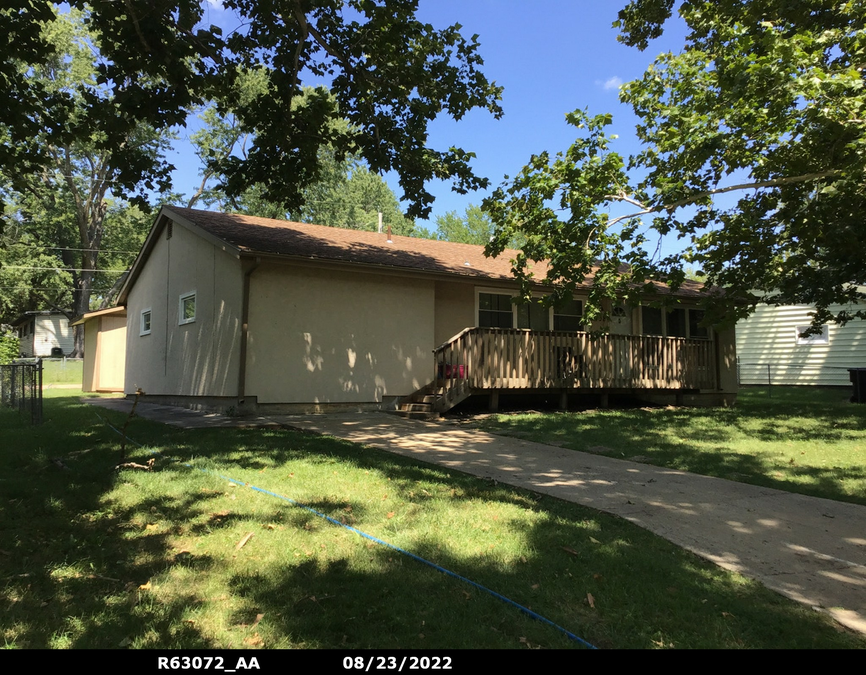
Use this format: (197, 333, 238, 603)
(1, 394, 864, 649)
(475, 387, 866, 506)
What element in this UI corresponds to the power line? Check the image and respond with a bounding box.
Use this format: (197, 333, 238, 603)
(2, 266, 126, 273)
(0, 286, 77, 291)
(5, 244, 139, 254)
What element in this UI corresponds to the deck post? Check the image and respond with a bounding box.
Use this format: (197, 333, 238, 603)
(489, 391, 499, 412)
(600, 392, 609, 409)
(559, 391, 568, 410)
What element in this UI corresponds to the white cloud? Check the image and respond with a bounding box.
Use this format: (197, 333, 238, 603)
(602, 76, 623, 91)
(202, 0, 224, 9)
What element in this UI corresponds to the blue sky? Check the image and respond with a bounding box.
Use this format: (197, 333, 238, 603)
(173, 1, 689, 231)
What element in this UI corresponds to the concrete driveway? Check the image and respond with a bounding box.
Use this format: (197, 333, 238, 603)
(83, 399, 866, 634)
(280, 412, 866, 635)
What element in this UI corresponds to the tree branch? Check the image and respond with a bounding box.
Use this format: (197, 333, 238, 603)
(302, 13, 383, 87)
(123, 0, 152, 54)
(603, 170, 842, 229)
(290, 2, 310, 91)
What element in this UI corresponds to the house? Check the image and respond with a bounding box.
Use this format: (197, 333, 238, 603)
(11, 310, 74, 357)
(736, 300, 866, 386)
(115, 206, 737, 414)
(70, 306, 127, 392)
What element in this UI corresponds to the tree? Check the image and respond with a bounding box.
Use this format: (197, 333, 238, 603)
(187, 86, 426, 236)
(286, 157, 425, 236)
(485, 1, 866, 330)
(0, 9, 172, 353)
(434, 204, 494, 245)
(3, 1, 503, 222)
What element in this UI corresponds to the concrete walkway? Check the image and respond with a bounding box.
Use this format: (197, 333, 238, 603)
(85, 397, 282, 429)
(83, 399, 866, 634)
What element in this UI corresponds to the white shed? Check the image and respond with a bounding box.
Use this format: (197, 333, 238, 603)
(11, 311, 74, 358)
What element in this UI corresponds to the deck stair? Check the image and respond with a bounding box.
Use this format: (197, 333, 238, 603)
(390, 380, 473, 418)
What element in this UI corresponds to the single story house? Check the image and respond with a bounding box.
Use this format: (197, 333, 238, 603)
(114, 206, 737, 414)
(736, 300, 866, 386)
(11, 310, 74, 357)
(70, 306, 127, 392)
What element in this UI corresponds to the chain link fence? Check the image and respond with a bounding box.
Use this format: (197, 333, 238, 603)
(0, 358, 43, 425)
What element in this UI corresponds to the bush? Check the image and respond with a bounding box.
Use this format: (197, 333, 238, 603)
(0, 333, 20, 364)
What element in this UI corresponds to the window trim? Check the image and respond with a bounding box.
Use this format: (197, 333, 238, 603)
(795, 325, 829, 345)
(139, 308, 152, 336)
(551, 297, 584, 332)
(476, 288, 515, 329)
(640, 305, 711, 340)
(475, 287, 585, 332)
(178, 291, 196, 325)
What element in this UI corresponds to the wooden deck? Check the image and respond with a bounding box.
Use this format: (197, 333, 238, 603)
(429, 327, 718, 412)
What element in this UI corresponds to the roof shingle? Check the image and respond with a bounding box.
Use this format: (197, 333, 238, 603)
(165, 207, 707, 298)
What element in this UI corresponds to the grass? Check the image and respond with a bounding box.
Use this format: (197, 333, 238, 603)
(472, 386, 866, 506)
(1, 390, 864, 649)
(41, 359, 83, 385)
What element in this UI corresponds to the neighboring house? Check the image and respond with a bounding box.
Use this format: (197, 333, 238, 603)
(11, 310, 74, 357)
(115, 206, 737, 414)
(736, 301, 866, 386)
(71, 306, 127, 392)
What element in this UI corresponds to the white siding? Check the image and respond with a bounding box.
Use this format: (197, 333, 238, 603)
(736, 304, 866, 386)
(19, 315, 73, 357)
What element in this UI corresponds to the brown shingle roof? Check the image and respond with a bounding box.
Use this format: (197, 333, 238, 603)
(167, 207, 539, 282)
(165, 207, 708, 298)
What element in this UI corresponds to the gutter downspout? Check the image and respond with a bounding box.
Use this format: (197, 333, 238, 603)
(238, 256, 261, 406)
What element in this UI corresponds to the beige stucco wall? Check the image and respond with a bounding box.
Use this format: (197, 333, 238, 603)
(246, 263, 435, 403)
(125, 221, 243, 397)
(433, 280, 477, 346)
(716, 326, 738, 393)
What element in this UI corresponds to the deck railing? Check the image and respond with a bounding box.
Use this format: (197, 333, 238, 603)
(433, 327, 716, 404)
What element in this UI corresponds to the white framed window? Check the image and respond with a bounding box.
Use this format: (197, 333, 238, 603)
(478, 291, 514, 328)
(179, 291, 196, 325)
(475, 288, 584, 332)
(795, 325, 829, 345)
(140, 308, 152, 336)
(552, 298, 583, 331)
(641, 306, 710, 339)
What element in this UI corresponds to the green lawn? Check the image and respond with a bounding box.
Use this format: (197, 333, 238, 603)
(473, 387, 866, 506)
(41, 358, 83, 385)
(1, 390, 864, 649)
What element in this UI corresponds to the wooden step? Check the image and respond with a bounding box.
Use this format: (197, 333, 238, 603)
(386, 408, 440, 420)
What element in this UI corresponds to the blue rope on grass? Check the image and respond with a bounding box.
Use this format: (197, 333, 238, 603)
(95, 412, 598, 649)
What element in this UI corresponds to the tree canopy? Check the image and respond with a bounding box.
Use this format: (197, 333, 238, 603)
(485, 0, 866, 329)
(2, 1, 503, 221)
(0, 8, 170, 352)
(434, 204, 495, 245)
(186, 85, 424, 236)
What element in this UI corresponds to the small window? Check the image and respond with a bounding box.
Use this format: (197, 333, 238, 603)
(667, 308, 687, 338)
(179, 292, 196, 325)
(642, 306, 664, 336)
(478, 293, 513, 328)
(796, 325, 828, 345)
(140, 309, 152, 336)
(553, 298, 583, 332)
(689, 309, 710, 339)
(517, 301, 550, 331)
